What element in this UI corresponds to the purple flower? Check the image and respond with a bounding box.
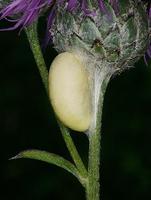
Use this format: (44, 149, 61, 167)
(67, 0, 79, 12)
(0, 0, 54, 30)
(0, 0, 151, 63)
(0, 0, 150, 32)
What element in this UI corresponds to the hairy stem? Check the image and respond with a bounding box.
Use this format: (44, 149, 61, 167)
(25, 22, 49, 94)
(86, 68, 111, 200)
(59, 123, 88, 179)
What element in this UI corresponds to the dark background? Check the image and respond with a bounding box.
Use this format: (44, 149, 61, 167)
(0, 18, 151, 200)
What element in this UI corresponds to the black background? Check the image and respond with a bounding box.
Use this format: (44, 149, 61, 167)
(0, 18, 151, 200)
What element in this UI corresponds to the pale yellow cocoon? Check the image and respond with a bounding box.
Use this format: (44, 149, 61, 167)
(48, 52, 91, 132)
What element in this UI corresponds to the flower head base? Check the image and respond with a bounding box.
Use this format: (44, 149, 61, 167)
(50, 0, 150, 72)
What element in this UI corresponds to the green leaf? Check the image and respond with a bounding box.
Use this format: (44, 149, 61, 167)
(10, 149, 86, 186)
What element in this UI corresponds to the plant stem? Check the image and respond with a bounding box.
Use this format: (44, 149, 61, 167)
(25, 22, 49, 95)
(59, 123, 88, 179)
(86, 68, 111, 200)
(25, 22, 87, 182)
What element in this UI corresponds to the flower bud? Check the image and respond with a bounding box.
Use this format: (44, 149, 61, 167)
(51, 1, 150, 72)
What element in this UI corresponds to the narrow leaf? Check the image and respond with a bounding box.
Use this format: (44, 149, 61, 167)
(10, 149, 85, 185)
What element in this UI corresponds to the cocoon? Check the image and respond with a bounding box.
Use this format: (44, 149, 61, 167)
(48, 52, 91, 132)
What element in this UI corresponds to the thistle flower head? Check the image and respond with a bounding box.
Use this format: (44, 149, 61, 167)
(0, 0, 151, 65)
(0, 1, 150, 31)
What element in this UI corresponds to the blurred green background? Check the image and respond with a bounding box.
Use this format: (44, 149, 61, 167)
(0, 17, 151, 200)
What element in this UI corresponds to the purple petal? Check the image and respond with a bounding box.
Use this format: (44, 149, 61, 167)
(109, 0, 119, 14)
(98, 0, 106, 12)
(67, 0, 78, 11)
(43, 7, 56, 49)
(0, 0, 53, 30)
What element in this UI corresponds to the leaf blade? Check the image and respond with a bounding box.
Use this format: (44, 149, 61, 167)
(10, 149, 86, 186)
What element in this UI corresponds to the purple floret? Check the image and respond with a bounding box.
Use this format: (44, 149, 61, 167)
(109, 0, 119, 14)
(0, 0, 53, 30)
(0, 0, 151, 63)
(67, 0, 79, 11)
(0, 0, 150, 33)
(98, 0, 106, 11)
(0, 0, 118, 31)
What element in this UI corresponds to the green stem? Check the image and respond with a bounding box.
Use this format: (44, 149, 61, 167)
(25, 22, 49, 94)
(25, 22, 87, 183)
(59, 123, 88, 179)
(86, 69, 111, 200)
